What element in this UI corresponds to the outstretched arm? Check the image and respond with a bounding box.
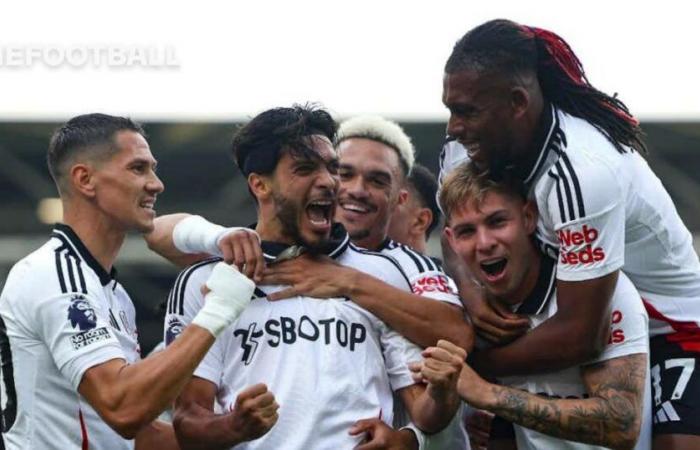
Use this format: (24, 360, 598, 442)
(419, 341, 646, 450)
(470, 272, 616, 377)
(264, 255, 473, 350)
(145, 214, 265, 281)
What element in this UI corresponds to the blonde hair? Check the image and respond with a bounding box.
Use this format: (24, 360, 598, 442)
(336, 115, 415, 175)
(439, 162, 525, 222)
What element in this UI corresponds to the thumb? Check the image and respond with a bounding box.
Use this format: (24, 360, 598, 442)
(349, 418, 377, 436)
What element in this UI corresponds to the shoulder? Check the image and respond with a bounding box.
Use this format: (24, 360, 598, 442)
(341, 244, 411, 291)
(2, 238, 72, 301)
(166, 257, 222, 316)
(382, 242, 442, 278)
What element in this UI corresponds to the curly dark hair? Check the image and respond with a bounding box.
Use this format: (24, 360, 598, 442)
(445, 19, 646, 154)
(232, 103, 338, 176)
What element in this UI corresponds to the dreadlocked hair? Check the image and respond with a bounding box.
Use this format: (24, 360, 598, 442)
(445, 19, 646, 154)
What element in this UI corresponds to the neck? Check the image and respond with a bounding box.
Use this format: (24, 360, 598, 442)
(61, 202, 126, 273)
(406, 235, 427, 253)
(514, 96, 546, 175)
(353, 231, 386, 251)
(255, 208, 295, 244)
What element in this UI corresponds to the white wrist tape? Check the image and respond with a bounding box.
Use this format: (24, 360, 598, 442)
(192, 262, 255, 337)
(399, 423, 426, 450)
(173, 215, 261, 257)
(173, 215, 227, 256)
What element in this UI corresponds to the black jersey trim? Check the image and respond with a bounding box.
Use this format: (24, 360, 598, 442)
(53, 246, 88, 295)
(168, 257, 222, 316)
(560, 153, 585, 218)
(516, 255, 557, 315)
(349, 243, 412, 290)
(52, 224, 116, 286)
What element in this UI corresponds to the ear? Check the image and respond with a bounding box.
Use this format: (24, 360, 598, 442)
(396, 188, 409, 207)
(248, 173, 271, 201)
(414, 207, 433, 237)
(510, 86, 531, 120)
(70, 163, 97, 198)
(522, 200, 538, 234)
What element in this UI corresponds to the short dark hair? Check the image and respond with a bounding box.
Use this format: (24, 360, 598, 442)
(231, 104, 338, 177)
(445, 19, 646, 154)
(47, 113, 145, 193)
(406, 164, 440, 239)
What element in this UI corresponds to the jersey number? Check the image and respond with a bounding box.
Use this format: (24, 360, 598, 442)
(0, 316, 17, 432)
(651, 358, 695, 406)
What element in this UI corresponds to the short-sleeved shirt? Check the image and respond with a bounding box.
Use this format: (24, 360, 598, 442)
(438, 105, 700, 344)
(164, 224, 424, 450)
(0, 224, 139, 450)
(498, 256, 652, 450)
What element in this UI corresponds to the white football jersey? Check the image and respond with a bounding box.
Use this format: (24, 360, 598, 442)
(0, 224, 139, 450)
(165, 225, 424, 449)
(497, 256, 651, 450)
(374, 239, 470, 450)
(438, 105, 700, 341)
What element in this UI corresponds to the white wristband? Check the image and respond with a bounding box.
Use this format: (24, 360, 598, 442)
(400, 423, 426, 450)
(173, 215, 261, 257)
(173, 215, 227, 256)
(192, 262, 255, 337)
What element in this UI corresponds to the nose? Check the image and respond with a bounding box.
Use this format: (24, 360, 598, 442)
(315, 166, 338, 193)
(148, 171, 165, 194)
(446, 115, 465, 140)
(340, 173, 368, 200)
(475, 227, 496, 253)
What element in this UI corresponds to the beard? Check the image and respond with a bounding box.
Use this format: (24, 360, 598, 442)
(272, 191, 328, 254)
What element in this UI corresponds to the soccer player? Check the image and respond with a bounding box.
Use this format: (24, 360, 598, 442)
(148, 114, 472, 448)
(162, 105, 462, 449)
(415, 162, 651, 449)
(0, 114, 260, 449)
(387, 163, 441, 255)
(438, 19, 700, 449)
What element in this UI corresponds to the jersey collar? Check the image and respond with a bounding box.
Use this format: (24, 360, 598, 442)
(51, 223, 117, 286)
(515, 253, 557, 315)
(257, 222, 351, 264)
(519, 103, 567, 192)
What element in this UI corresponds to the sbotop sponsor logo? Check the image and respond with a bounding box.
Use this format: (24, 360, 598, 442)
(557, 224, 605, 265)
(0, 45, 180, 69)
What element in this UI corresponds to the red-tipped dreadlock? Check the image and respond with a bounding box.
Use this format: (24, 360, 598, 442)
(524, 25, 641, 129)
(445, 19, 646, 154)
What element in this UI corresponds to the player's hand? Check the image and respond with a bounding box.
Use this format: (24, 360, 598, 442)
(218, 229, 265, 283)
(409, 340, 465, 401)
(226, 383, 279, 443)
(464, 408, 494, 450)
(349, 418, 418, 450)
(464, 291, 529, 344)
(262, 255, 354, 300)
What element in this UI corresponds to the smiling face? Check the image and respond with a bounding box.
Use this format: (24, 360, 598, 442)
(335, 137, 407, 250)
(445, 190, 538, 303)
(91, 131, 164, 233)
(443, 69, 519, 174)
(266, 135, 339, 251)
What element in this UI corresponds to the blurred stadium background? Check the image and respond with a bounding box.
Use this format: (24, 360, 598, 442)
(1, 120, 700, 353)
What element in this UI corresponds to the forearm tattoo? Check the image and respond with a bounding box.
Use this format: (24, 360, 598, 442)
(487, 354, 646, 448)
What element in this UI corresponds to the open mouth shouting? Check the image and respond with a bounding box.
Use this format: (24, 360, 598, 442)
(305, 198, 334, 233)
(479, 257, 508, 283)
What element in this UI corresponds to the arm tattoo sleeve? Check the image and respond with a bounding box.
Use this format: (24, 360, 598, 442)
(486, 353, 646, 449)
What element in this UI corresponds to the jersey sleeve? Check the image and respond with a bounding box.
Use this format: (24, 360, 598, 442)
(163, 260, 225, 387)
(378, 319, 424, 392)
(26, 291, 125, 390)
(589, 275, 649, 364)
(542, 154, 626, 281)
(409, 269, 462, 307)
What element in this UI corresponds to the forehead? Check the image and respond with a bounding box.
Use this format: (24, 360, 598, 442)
(111, 130, 155, 162)
(279, 134, 337, 165)
(338, 138, 401, 173)
(449, 190, 521, 224)
(442, 69, 505, 106)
